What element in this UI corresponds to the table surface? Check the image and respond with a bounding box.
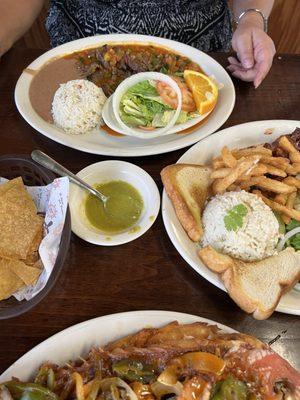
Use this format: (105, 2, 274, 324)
(0, 48, 299, 374)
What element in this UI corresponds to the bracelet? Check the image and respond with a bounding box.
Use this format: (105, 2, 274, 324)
(237, 8, 268, 33)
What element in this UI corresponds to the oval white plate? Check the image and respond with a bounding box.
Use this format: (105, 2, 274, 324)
(69, 160, 160, 246)
(0, 310, 235, 382)
(15, 34, 235, 157)
(162, 120, 300, 316)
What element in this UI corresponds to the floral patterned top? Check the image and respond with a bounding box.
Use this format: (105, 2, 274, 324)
(46, 0, 232, 51)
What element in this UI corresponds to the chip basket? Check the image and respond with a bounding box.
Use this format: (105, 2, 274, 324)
(0, 155, 71, 319)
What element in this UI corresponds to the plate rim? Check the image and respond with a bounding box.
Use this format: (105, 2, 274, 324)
(0, 310, 236, 380)
(162, 119, 300, 316)
(14, 33, 235, 157)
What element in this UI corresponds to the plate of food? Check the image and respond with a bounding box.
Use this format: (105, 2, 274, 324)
(162, 120, 300, 319)
(15, 34, 235, 157)
(1, 310, 299, 398)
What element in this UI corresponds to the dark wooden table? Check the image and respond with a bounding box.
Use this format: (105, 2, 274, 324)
(0, 49, 299, 374)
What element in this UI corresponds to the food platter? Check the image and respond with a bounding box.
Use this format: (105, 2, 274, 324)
(162, 120, 300, 316)
(14, 34, 235, 157)
(0, 310, 235, 381)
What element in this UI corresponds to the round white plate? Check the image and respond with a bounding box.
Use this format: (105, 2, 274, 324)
(15, 34, 235, 157)
(0, 310, 235, 382)
(162, 120, 300, 316)
(69, 160, 160, 246)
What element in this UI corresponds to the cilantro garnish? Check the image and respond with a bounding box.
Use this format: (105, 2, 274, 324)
(224, 204, 248, 232)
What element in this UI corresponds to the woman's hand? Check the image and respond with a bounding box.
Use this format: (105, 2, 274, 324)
(228, 12, 276, 88)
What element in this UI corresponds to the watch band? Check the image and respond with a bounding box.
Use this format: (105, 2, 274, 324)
(237, 8, 268, 33)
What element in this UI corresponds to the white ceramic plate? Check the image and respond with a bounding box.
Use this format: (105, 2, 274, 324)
(0, 310, 235, 382)
(69, 160, 160, 246)
(15, 34, 235, 157)
(162, 120, 300, 316)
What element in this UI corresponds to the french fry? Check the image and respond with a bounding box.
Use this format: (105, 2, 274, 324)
(251, 163, 269, 176)
(290, 152, 300, 163)
(232, 145, 272, 158)
(283, 176, 300, 189)
(261, 164, 287, 178)
(274, 193, 287, 205)
(210, 168, 232, 179)
(213, 155, 260, 194)
(212, 159, 225, 170)
(286, 163, 300, 175)
(227, 184, 239, 191)
(278, 136, 297, 153)
(239, 176, 296, 194)
(282, 214, 291, 224)
(253, 190, 300, 221)
(236, 164, 268, 182)
(283, 192, 297, 224)
(278, 136, 300, 163)
(260, 156, 290, 169)
(286, 191, 297, 209)
(221, 146, 237, 168)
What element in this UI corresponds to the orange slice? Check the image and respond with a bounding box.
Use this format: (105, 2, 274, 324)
(183, 70, 218, 115)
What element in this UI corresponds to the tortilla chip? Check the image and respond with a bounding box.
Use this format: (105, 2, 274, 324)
(5, 258, 41, 286)
(0, 177, 23, 196)
(32, 259, 43, 270)
(0, 178, 43, 259)
(0, 259, 24, 300)
(26, 217, 44, 255)
(23, 251, 40, 266)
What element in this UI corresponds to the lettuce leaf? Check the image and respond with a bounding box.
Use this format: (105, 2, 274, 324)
(127, 80, 158, 97)
(120, 80, 172, 127)
(119, 79, 199, 128)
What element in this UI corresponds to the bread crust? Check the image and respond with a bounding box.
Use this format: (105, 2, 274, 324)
(161, 164, 212, 242)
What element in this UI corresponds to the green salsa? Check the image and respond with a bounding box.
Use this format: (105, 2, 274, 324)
(85, 180, 144, 234)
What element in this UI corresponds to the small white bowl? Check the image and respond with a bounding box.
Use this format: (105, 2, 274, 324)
(102, 71, 212, 140)
(69, 160, 160, 246)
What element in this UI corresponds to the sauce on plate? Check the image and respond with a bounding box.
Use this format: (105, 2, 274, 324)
(85, 180, 143, 234)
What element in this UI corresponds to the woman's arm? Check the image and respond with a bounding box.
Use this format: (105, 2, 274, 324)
(0, 0, 44, 57)
(229, 0, 276, 87)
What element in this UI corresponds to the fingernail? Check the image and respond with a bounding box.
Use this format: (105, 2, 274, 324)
(243, 59, 253, 68)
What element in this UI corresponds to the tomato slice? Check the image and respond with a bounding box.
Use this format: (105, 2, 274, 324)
(156, 76, 196, 112)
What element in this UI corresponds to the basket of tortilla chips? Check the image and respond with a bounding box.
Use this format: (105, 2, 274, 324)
(0, 155, 71, 319)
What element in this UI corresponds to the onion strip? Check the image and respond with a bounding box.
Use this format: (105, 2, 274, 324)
(277, 227, 300, 251)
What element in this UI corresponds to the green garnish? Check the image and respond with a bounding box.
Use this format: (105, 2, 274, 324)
(284, 219, 300, 250)
(286, 219, 300, 231)
(211, 376, 248, 400)
(224, 204, 248, 232)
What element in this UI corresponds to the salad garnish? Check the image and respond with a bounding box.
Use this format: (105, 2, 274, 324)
(224, 203, 248, 232)
(119, 79, 198, 129)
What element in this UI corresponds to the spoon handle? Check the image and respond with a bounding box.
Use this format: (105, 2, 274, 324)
(31, 150, 106, 202)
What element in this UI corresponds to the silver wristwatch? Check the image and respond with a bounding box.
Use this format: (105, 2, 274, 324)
(237, 8, 268, 32)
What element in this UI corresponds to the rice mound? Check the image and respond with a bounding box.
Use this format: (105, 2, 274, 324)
(52, 79, 107, 134)
(202, 190, 280, 262)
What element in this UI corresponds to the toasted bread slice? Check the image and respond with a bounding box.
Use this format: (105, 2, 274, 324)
(161, 164, 212, 242)
(198, 246, 300, 320)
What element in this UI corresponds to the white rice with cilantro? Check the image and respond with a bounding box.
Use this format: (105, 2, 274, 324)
(52, 79, 107, 134)
(201, 191, 280, 262)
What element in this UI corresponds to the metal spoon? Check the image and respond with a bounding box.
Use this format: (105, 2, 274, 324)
(31, 150, 108, 204)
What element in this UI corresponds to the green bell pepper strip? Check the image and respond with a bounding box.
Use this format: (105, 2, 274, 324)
(3, 381, 58, 400)
(211, 376, 249, 400)
(112, 360, 156, 384)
